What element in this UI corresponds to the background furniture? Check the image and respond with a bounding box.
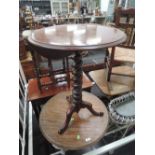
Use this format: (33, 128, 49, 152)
(51, 0, 68, 15)
(113, 7, 135, 48)
(105, 7, 135, 86)
(107, 47, 135, 80)
(21, 48, 108, 81)
(89, 68, 134, 97)
(19, 0, 51, 15)
(30, 48, 71, 92)
(88, 22, 134, 97)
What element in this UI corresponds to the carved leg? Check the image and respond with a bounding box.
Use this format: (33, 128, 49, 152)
(58, 51, 104, 134)
(58, 104, 76, 134)
(81, 101, 104, 116)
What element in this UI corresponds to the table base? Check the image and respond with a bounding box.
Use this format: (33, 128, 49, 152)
(58, 96, 104, 134)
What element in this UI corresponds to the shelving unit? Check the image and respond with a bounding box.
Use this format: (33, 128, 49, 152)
(50, 0, 69, 15)
(19, 0, 51, 15)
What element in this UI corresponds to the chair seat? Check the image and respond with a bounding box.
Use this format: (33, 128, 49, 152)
(109, 47, 135, 63)
(112, 66, 135, 77)
(89, 69, 134, 96)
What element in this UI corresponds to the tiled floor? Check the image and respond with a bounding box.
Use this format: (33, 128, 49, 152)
(32, 85, 135, 155)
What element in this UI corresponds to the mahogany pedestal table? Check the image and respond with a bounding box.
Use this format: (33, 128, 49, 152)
(28, 24, 126, 137)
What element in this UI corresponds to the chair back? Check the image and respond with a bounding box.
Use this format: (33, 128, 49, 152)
(114, 7, 135, 48)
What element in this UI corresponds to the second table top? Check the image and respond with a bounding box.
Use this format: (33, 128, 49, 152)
(39, 91, 109, 150)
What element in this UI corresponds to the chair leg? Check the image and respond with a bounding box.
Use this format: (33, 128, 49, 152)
(107, 47, 115, 81)
(48, 58, 55, 84)
(30, 50, 42, 92)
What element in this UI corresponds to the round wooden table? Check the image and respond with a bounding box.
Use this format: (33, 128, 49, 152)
(40, 91, 109, 150)
(28, 24, 126, 135)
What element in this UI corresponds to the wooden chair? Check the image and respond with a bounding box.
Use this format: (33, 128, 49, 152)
(30, 49, 71, 93)
(106, 7, 135, 82)
(114, 7, 135, 48)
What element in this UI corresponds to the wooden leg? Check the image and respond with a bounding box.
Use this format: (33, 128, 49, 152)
(59, 96, 104, 134)
(58, 51, 104, 134)
(107, 47, 115, 81)
(58, 104, 76, 134)
(81, 101, 104, 116)
(30, 50, 42, 92)
(48, 58, 55, 84)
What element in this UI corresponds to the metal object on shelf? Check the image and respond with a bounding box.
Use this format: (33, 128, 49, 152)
(109, 91, 135, 125)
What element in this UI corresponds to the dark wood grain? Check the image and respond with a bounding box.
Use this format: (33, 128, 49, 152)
(28, 24, 126, 59)
(115, 7, 135, 28)
(19, 37, 27, 60)
(39, 91, 109, 150)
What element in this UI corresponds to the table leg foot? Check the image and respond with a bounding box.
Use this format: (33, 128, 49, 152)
(58, 100, 104, 134)
(58, 104, 76, 135)
(82, 101, 104, 116)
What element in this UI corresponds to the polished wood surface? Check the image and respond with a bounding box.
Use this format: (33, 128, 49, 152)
(89, 69, 134, 96)
(28, 24, 126, 53)
(28, 72, 92, 101)
(39, 91, 109, 150)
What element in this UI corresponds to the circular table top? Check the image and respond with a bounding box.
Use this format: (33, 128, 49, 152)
(28, 24, 126, 52)
(39, 91, 109, 150)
